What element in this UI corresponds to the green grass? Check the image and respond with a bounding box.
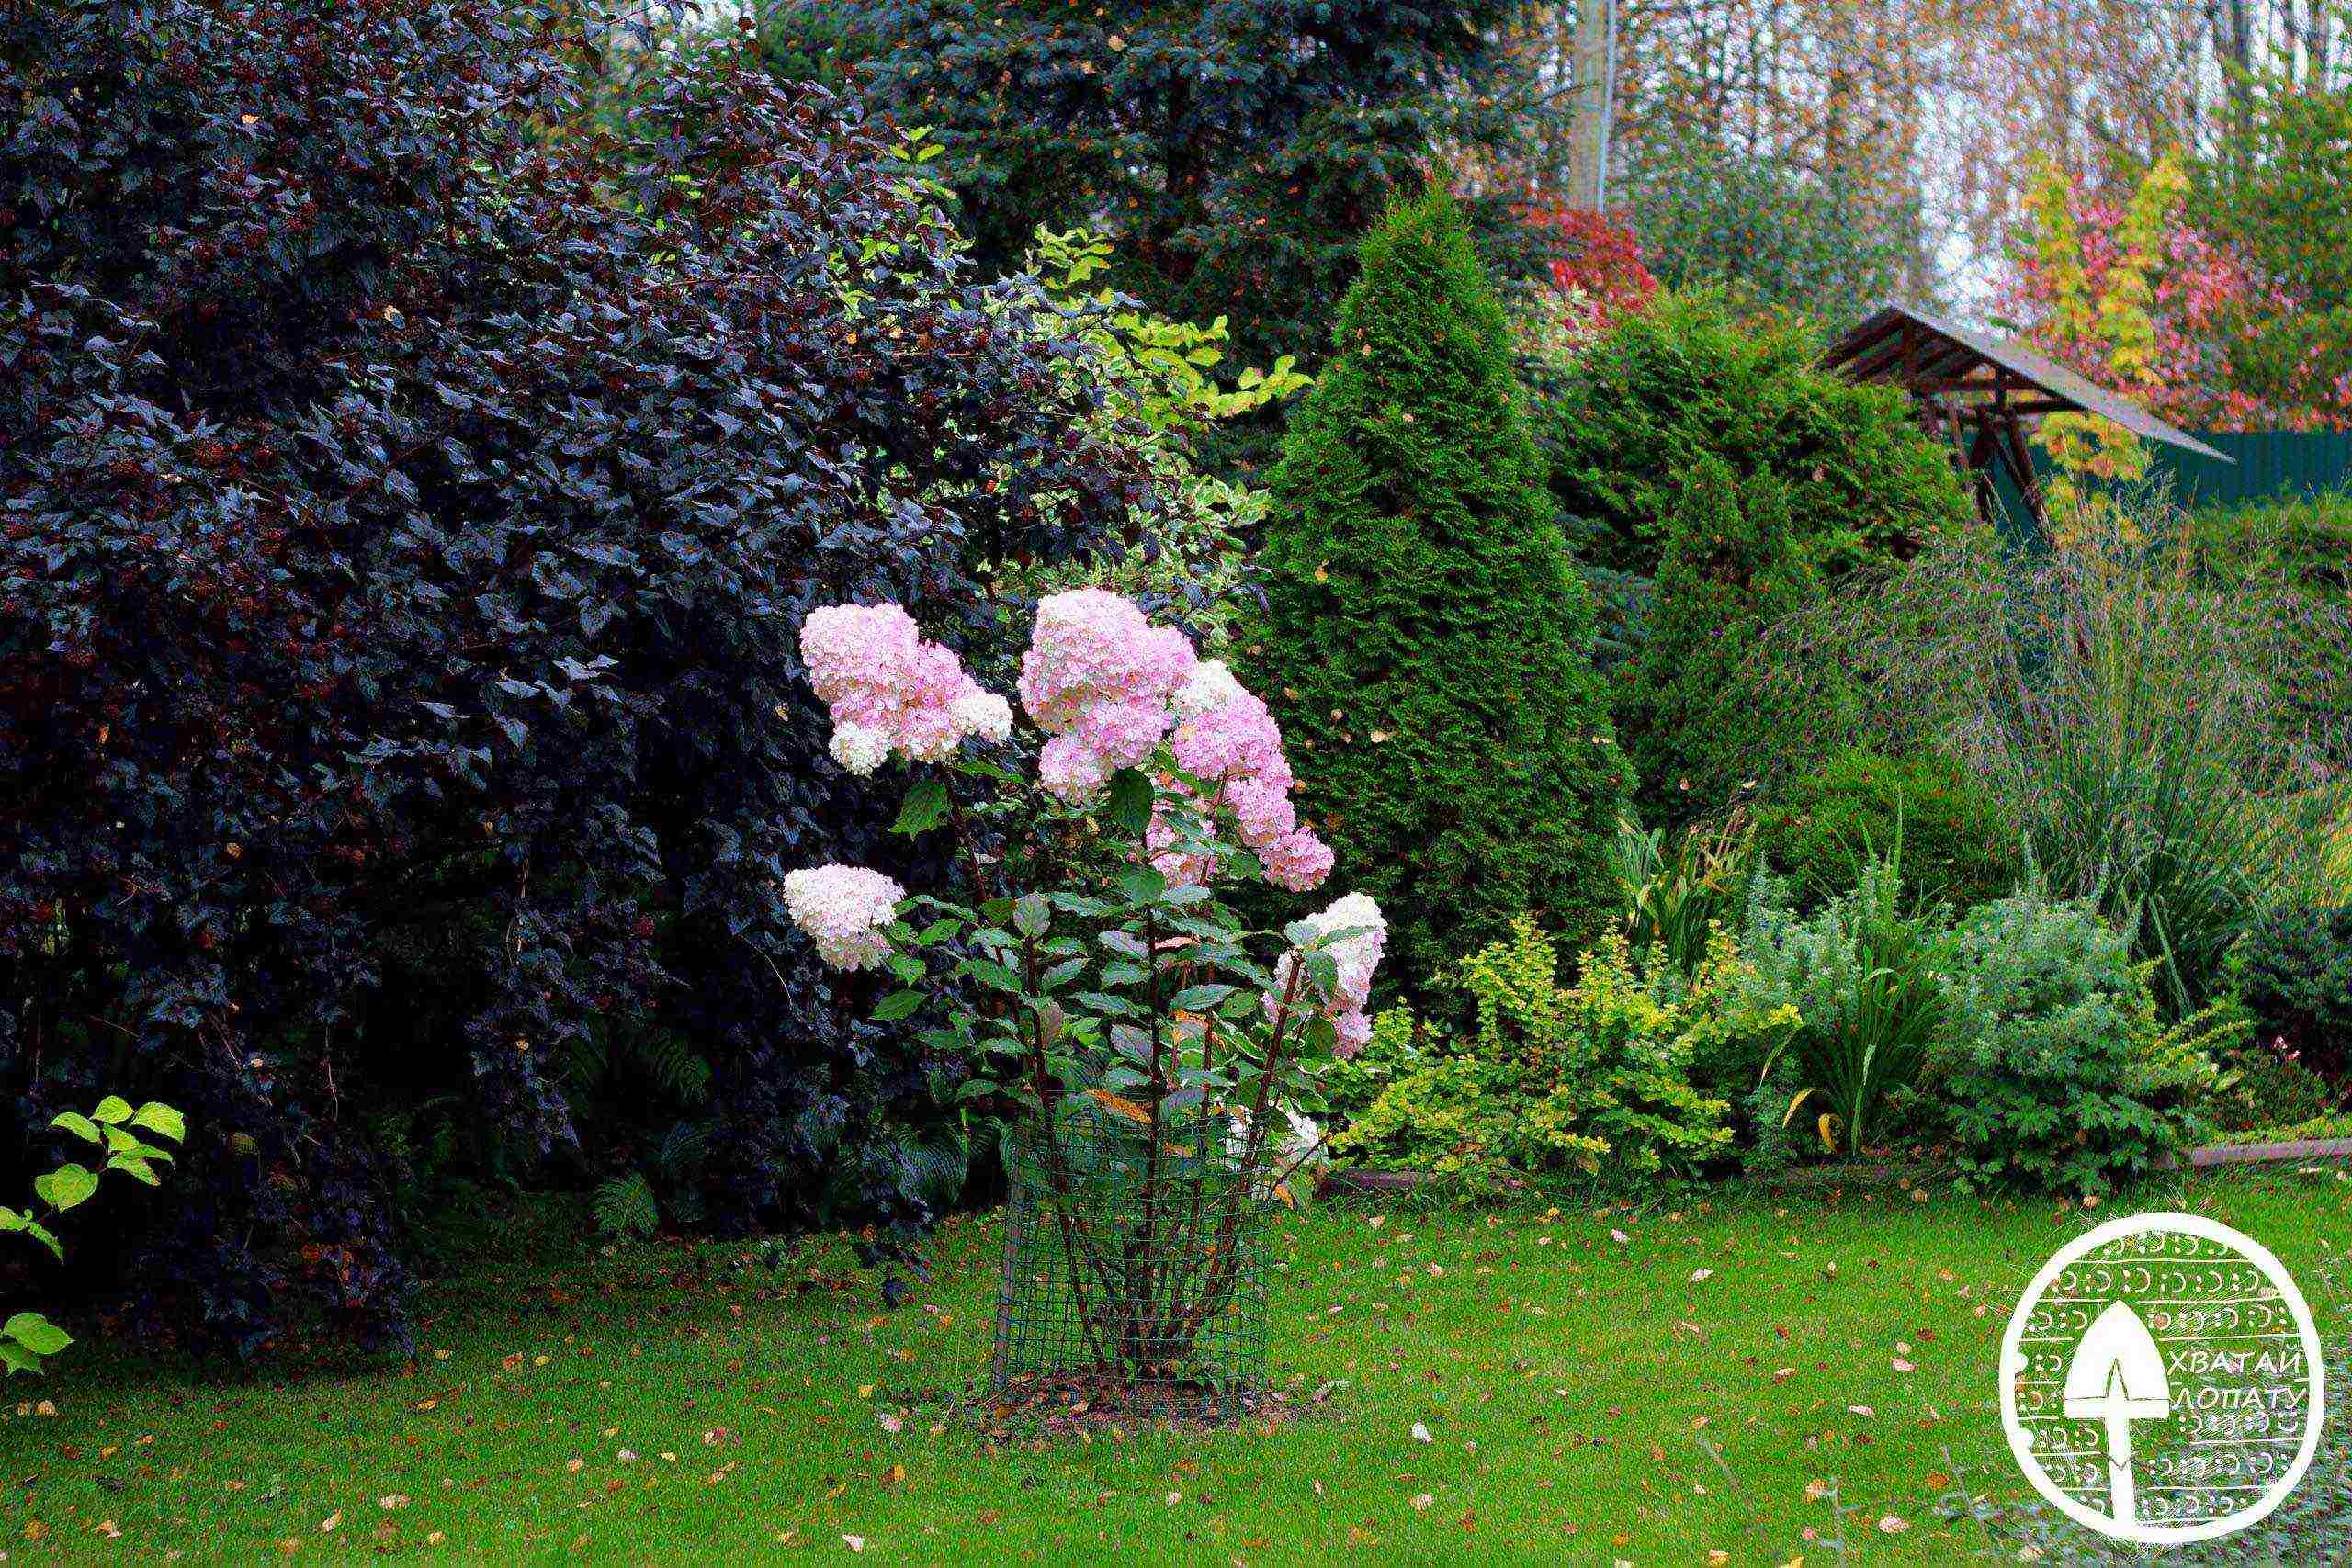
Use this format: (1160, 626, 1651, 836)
(3, 1171, 2346, 1562)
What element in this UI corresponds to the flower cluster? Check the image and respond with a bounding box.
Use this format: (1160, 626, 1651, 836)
(1155, 660, 1332, 891)
(1016, 589, 1197, 799)
(1272, 892, 1386, 1055)
(782, 865, 905, 972)
(787, 592, 1338, 980)
(799, 604, 1012, 775)
(1227, 1101, 1329, 1193)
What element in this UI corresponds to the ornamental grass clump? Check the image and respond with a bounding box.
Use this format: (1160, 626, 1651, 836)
(787, 592, 1380, 1416)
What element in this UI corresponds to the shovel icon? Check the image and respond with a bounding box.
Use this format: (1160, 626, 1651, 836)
(2064, 1302, 2173, 1526)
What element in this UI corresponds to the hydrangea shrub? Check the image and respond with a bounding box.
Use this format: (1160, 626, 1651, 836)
(784, 591, 1380, 1402)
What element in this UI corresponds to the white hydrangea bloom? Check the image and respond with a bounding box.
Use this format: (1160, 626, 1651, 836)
(827, 722, 892, 777)
(950, 689, 1013, 744)
(782, 864, 904, 971)
(1173, 658, 1247, 719)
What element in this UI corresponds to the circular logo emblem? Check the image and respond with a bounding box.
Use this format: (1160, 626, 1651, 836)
(2001, 1212, 2325, 1544)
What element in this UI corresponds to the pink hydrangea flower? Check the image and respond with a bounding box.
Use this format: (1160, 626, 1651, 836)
(1256, 828, 1336, 893)
(1271, 892, 1385, 1055)
(782, 864, 904, 972)
(1161, 660, 1331, 891)
(1016, 590, 1195, 795)
(1169, 680, 1290, 789)
(799, 603, 1004, 773)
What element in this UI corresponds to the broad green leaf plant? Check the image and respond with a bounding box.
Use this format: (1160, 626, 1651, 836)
(1007, 226, 1311, 653)
(4, 1096, 184, 1374)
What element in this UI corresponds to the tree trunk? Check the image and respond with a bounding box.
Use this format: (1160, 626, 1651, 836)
(1562, 0, 1615, 209)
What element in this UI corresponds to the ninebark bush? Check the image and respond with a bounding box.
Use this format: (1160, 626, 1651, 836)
(0, 0, 1155, 1352)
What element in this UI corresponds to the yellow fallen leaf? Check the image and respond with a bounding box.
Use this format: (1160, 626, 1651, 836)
(1085, 1088, 1152, 1126)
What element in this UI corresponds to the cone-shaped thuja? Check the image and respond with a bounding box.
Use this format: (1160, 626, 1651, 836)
(1252, 186, 1629, 994)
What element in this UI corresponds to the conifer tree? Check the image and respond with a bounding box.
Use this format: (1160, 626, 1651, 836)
(1622, 459, 1821, 821)
(798, 0, 1539, 374)
(1254, 188, 1630, 993)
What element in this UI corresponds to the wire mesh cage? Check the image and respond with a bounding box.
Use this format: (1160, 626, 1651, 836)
(990, 1095, 1271, 1420)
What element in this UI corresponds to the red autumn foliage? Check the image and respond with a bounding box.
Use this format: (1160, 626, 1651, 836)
(1521, 204, 1658, 333)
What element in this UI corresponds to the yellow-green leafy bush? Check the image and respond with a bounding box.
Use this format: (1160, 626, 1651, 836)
(1333, 919, 1790, 1188)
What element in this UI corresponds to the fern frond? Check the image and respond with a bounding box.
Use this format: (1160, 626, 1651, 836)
(592, 1171, 660, 1240)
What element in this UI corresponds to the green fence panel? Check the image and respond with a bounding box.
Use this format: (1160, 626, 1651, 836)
(2156, 430, 2352, 507)
(1984, 428, 2352, 538)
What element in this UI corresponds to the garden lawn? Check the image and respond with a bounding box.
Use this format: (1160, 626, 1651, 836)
(3, 1171, 2346, 1563)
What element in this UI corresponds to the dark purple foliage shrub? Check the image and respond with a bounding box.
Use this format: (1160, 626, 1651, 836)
(0, 0, 1155, 1353)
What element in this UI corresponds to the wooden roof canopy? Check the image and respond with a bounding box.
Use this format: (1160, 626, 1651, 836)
(1823, 304, 2229, 531)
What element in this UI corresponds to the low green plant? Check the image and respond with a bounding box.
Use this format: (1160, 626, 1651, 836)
(2228, 903, 2352, 1086)
(592, 1122, 713, 1242)
(6, 1095, 185, 1374)
(1334, 919, 1784, 1187)
(1734, 856, 1950, 1162)
(1318, 1007, 1422, 1130)
(2206, 1043, 2342, 1134)
(1609, 813, 1756, 978)
(1751, 749, 2018, 911)
(1934, 885, 2219, 1195)
(2190, 488, 2352, 597)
